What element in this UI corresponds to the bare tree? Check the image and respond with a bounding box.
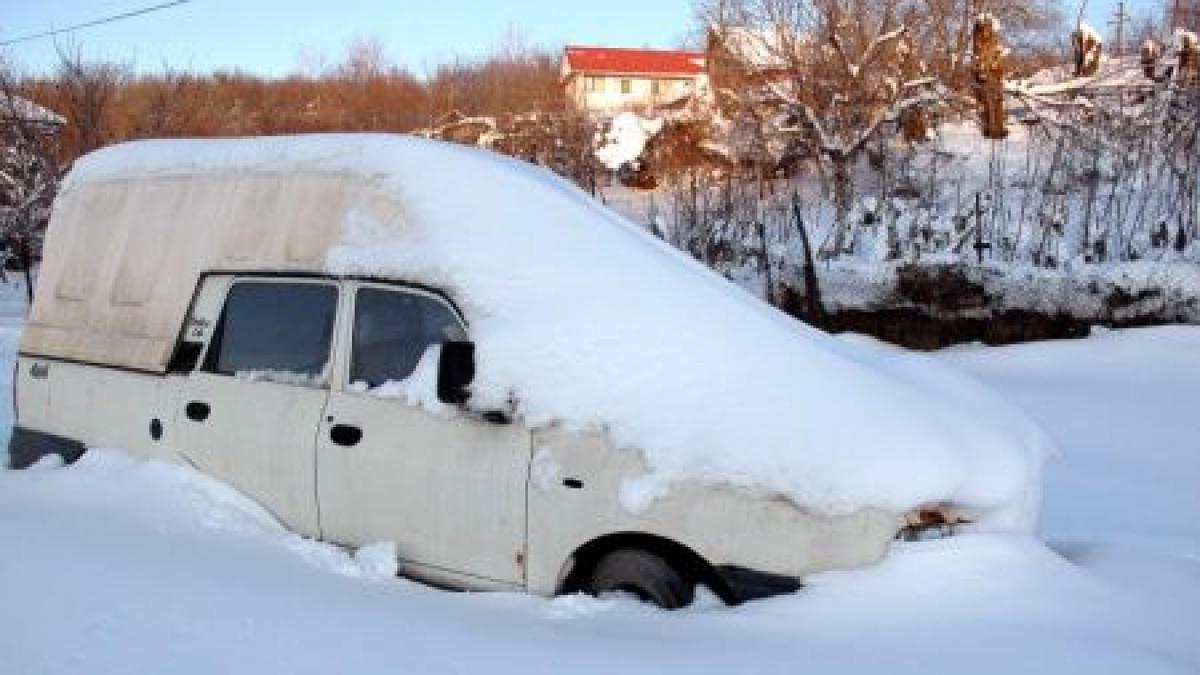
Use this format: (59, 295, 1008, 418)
(52, 43, 128, 158)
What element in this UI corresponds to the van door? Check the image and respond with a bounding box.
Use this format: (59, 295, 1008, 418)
(316, 282, 531, 586)
(175, 277, 340, 537)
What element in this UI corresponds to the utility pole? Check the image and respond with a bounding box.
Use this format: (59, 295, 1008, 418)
(1108, 0, 1131, 60)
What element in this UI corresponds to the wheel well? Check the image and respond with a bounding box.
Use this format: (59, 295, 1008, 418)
(558, 532, 735, 604)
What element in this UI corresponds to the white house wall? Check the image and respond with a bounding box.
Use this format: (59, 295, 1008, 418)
(566, 75, 701, 112)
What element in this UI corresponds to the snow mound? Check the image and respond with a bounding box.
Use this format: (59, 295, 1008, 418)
(595, 113, 663, 170)
(67, 134, 1050, 528)
(34, 450, 401, 581)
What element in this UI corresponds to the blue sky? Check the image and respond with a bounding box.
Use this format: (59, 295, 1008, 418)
(2, 0, 1159, 77)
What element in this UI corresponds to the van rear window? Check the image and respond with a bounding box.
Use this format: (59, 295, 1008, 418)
(205, 281, 337, 386)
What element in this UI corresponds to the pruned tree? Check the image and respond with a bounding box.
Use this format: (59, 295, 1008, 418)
(1071, 24, 1104, 77)
(972, 13, 1010, 139)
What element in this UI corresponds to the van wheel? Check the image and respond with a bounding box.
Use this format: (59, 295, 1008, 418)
(586, 548, 695, 609)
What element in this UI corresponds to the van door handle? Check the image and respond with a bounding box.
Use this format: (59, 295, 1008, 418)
(330, 424, 363, 447)
(185, 401, 211, 422)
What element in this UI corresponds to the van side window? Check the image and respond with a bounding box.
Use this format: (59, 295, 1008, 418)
(204, 281, 338, 386)
(350, 287, 466, 389)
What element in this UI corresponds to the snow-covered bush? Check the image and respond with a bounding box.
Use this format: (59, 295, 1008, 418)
(0, 74, 63, 282)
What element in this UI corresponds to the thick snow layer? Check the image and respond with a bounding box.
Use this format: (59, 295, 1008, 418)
(2, 318, 1198, 675)
(65, 134, 1048, 526)
(939, 327, 1200, 551)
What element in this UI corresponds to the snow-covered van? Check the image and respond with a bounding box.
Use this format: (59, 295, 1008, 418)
(10, 135, 1046, 607)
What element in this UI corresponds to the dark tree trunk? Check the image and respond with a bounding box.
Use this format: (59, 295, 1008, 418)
(791, 195, 824, 322)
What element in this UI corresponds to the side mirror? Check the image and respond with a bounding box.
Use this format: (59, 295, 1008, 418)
(437, 341, 475, 406)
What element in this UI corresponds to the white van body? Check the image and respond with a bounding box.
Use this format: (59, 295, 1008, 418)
(11, 135, 1043, 605)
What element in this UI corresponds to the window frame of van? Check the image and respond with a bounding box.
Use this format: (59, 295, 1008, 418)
(339, 280, 469, 395)
(196, 276, 343, 388)
(168, 272, 468, 387)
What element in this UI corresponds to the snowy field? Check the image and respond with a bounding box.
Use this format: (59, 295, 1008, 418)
(1, 280, 1198, 674)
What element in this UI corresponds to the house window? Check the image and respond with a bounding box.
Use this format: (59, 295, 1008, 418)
(620, 79, 632, 94)
(586, 77, 604, 92)
(651, 80, 661, 97)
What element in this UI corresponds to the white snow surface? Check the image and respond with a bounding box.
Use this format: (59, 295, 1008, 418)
(1, 304, 1197, 674)
(234, 367, 330, 388)
(66, 134, 1048, 526)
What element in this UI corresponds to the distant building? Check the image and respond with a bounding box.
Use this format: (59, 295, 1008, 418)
(561, 46, 707, 113)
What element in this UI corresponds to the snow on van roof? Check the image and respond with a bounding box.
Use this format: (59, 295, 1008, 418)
(67, 134, 1048, 527)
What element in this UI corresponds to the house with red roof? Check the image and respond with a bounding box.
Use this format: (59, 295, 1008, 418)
(561, 46, 708, 113)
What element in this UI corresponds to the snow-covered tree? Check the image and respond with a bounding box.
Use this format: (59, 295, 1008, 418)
(703, 0, 951, 257)
(0, 66, 63, 299)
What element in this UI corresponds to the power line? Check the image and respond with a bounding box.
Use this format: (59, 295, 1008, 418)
(0, 1, 192, 48)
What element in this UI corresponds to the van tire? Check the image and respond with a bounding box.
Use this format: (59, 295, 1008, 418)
(586, 548, 695, 609)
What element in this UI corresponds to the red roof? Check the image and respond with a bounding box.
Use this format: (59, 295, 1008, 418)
(563, 46, 706, 77)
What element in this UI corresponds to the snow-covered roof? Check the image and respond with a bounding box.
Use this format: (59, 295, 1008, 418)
(52, 134, 1047, 525)
(563, 46, 706, 78)
(0, 93, 66, 127)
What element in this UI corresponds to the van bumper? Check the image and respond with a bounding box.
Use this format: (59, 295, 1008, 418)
(7, 426, 86, 469)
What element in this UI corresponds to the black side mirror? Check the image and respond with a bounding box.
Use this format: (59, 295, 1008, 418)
(437, 341, 475, 405)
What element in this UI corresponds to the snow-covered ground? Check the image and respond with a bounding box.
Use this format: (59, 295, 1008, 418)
(596, 102, 1200, 324)
(2, 279, 1198, 674)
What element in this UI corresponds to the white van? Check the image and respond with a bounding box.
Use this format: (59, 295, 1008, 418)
(10, 135, 1042, 608)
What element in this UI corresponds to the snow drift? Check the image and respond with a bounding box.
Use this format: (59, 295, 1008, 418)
(65, 134, 1050, 528)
